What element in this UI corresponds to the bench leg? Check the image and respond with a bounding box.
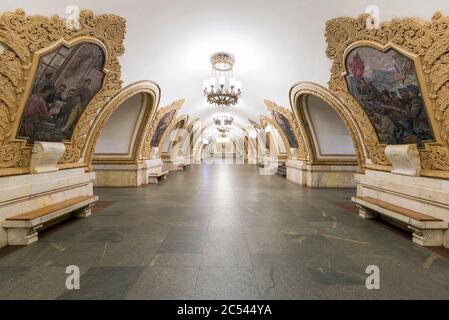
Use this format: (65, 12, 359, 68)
(72, 204, 92, 218)
(410, 227, 443, 246)
(149, 177, 158, 184)
(7, 228, 38, 246)
(357, 205, 378, 219)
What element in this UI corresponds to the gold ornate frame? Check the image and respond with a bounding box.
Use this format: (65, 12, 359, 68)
(290, 82, 366, 169)
(325, 12, 449, 178)
(0, 9, 126, 176)
(91, 80, 161, 165)
(142, 99, 184, 158)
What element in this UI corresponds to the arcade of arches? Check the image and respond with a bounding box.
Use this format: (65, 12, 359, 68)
(0, 0, 449, 300)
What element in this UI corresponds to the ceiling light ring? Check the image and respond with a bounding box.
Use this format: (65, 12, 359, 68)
(210, 52, 235, 72)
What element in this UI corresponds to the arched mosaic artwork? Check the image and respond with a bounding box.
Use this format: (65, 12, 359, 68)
(345, 46, 435, 147)
(17, 42, 106, 143)
(272, 110, 299, 149)
(150, 109, 176, 147)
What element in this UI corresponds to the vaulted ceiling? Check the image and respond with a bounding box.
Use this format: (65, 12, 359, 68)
(3, 0, 448, 142)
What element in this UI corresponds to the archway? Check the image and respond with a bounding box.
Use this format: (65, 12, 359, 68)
(298, 94, 357, 164)
(91, 81, 160, 186)
(288, 82, 365, 187)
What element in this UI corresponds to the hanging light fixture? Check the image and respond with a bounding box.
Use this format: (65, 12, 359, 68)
(213, 112, 233, 135)
(213, 113, 234, 127)
(203, 52, 242, 107)
(217, 125, 231, 134)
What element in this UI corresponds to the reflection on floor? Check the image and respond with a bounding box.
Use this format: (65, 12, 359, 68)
(0, 164, 448, 299)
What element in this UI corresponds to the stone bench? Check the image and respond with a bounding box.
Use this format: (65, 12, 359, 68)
(148, 170, 169, 184)
(352, 196, 448, 247)
(178, 163, 189, 170)
(2, 195, 98, 246)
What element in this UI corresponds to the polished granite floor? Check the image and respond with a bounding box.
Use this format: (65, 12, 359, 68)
(0, 164, 448, 299)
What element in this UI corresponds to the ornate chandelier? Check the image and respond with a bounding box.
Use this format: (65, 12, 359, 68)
(213, 112, 233, 135)
(213, 113, 234, 126)
(203, 52, 242, 107)
(217, 126, 231, 134)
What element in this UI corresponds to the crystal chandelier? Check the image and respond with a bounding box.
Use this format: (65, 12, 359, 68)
(213, 112, 233, 136)
(213, 113, 234, 126)
(217, 126, 231, 134)
(203, 52, 242, 107)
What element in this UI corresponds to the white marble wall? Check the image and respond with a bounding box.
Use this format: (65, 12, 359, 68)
(93, 159, 164, 187)
(286, 159, 356, 188)
(0, 168, 95, 248)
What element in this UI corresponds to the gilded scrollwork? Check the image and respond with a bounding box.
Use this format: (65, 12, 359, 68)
(325, 12, 449, 177)
(0, 9, 126, 176)
(141, 99, 185, 159)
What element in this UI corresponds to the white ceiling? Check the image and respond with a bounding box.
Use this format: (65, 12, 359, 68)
(3, 0, 449, 141)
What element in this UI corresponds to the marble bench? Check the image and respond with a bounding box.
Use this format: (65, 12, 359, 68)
(174, 163, 189, 171)
(2, 195, 98, 246)
(352, 196, 448, 247)
(149, 170, 169, 184)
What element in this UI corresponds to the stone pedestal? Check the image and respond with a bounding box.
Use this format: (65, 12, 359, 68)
(385, 144, 421, 176)
(93, 163, 146, 187)
(259, 156, 279, 175)
(29, 141, 66, 174)
(289, 148, 299, 160)
(93, 158, 164, 187)
(7, 228, 38, 246)
(356, 204, 378, 219)
(354, 169, 449, 248)
(150, 147, 159, 160)
(286, 159, 357, 187)
(0, 168, 95, 248)
(410, 227, 444, 247)
(72, 204, 93, 218)
(145, 158, 164, 176)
